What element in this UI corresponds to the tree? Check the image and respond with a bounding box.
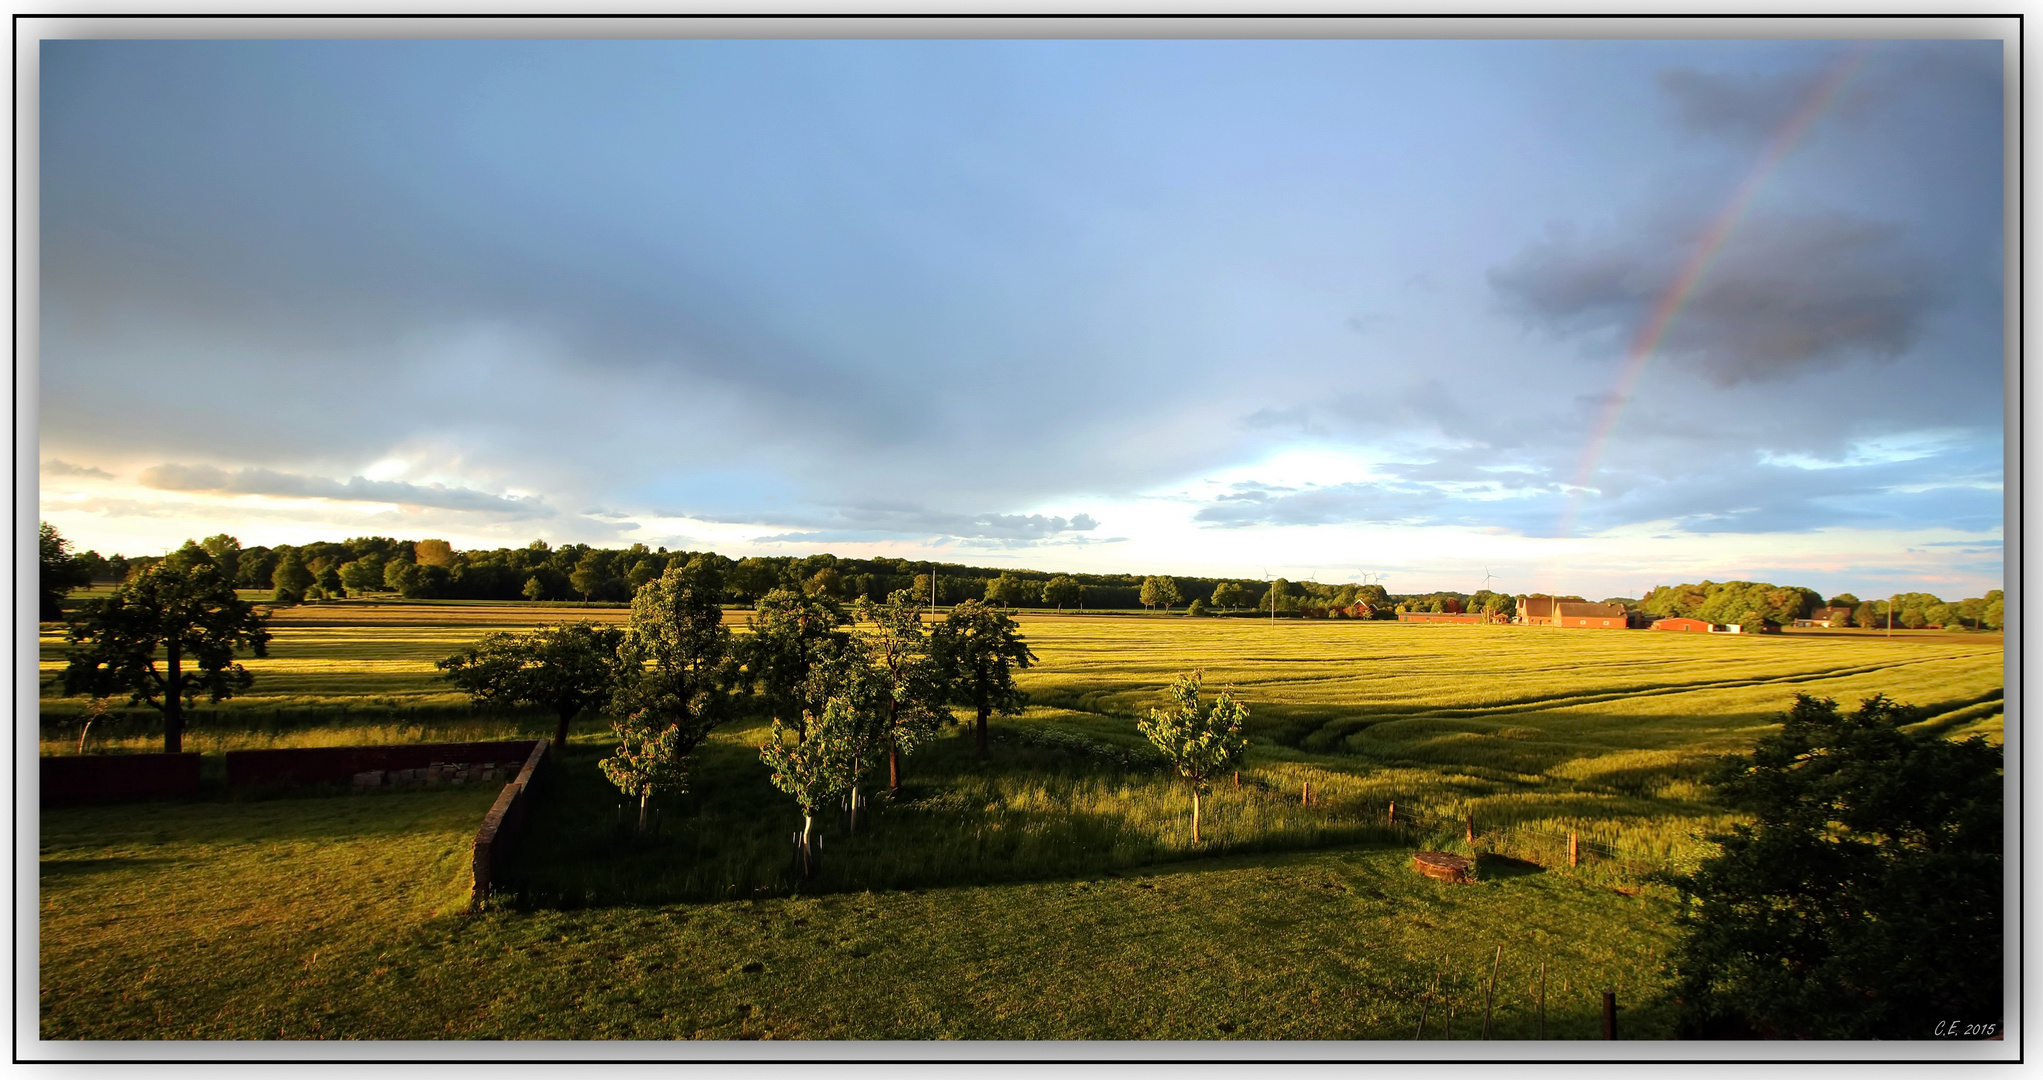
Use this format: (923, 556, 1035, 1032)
(40, 522, 92, 621)
(803, 567, 844, 600)
(1042, 575, 1083, 612)
(437, 621, 626, 748)
(1138, 575, 1183, 612)
(569, 551, 610, 602)
(199, 534, 242, 585)
(60, 548, 272, 754)
(1827, 593, 1861, 610)
(414, 538, 456, 567)
(1186, 598, 1209, 616)
(854, 590, 951, 793)
(931, 599, 1037, 760)
(982, 572, 1031, 609)
(338, 556, 386, 595)
(1266, 579, 1292, 616)
(1210, 581, 1247, 612)
(1669, 693, 2002, 1039)
(758, 697, 871, 878)
(603, 557, 741, 832)
(271, 549, 314, 604)
(745, 588, 850, 735)
(1138, 671, 1250, 844)
(523, 575, 547, 602)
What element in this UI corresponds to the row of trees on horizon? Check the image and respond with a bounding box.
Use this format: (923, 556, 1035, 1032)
(39, 526, 2003, 630)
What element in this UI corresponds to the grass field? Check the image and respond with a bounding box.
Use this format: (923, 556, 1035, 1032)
(36, 602, 2003, 1040)
(41, 788, 1681, 1040)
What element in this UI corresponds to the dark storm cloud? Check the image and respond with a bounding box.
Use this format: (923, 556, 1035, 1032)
(138, 464, 553, 517)
(1657, 64, 1863, 142)
(1489, 211, 1935, 385)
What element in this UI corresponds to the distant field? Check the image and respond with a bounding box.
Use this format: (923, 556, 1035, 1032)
(37, 602, 2002, 1040)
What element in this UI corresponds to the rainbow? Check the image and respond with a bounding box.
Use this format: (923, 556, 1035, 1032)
(1552, 43, 1875, 540)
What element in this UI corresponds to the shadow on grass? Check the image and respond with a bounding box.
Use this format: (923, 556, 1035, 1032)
(39, 856, 178, 876)
(494, 727, 1401, 910)
(1475, 853, 1545, 880)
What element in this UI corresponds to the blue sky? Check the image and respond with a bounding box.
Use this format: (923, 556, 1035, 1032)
(37, 36, 2006, 598)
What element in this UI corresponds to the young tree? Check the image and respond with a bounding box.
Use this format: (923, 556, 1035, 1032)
(853, 590, 950, 794)
(603, 557, 741, 832)
(1209, 581, 1247, 612)
(1670, 693, 2002, 1039)
(437, 621, 627, 747)
(1042, 575, 1083, 612)
(758, 697, 872, 878)
(40, 522, 92, 621)
(1138, 670, 1250, 844)
(60, 547, 272, 753)
(745, 588, 850, 735)
(931, 599, 1037, 760)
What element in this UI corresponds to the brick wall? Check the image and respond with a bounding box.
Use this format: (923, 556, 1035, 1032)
(41, 753, 201, 806)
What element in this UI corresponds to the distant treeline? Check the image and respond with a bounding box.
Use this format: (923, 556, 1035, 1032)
(62, 536, 2003, 627)
(1639, 580, 2004, 631)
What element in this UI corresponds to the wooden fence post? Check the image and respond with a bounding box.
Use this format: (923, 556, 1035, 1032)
(1302, 781, 1311, 806)
(1569, 832, 1579, 868)
(1538, 960, 1547, 1039)
(1466, 812, 1476, 847)
(1388, 801, 1396, 826)
(1602, 990, 1617, 1040)
(1482, 945, 1501, 1039)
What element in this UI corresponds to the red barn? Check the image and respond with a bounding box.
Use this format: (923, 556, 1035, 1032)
(1517, 596, 1630, 628)
(1651, 617, 1713, 633)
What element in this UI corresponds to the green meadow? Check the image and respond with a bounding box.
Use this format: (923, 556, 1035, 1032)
(37, 603, 2002, 1040)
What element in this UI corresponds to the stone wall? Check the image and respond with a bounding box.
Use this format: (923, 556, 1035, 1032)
(41, 753, 202, 806)
(469, 737, 551, 910)
(223, 741, 540, 788)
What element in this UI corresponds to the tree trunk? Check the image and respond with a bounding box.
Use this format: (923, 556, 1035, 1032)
(801, 813, 817, 879)
(163, 636, 184, 755)
(639, 790, 650, 833)
(976, 701, 990, 760)
(1193, 789, 1202, 844)
(555, 709, 573, 751)
(848, 784, 860, 835)
(888, 735, 902, 795)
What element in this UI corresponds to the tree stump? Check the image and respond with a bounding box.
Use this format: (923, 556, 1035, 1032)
(1412, 851, 1475, 884)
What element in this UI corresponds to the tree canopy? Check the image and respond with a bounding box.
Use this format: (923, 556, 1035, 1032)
(60, 545, 272, 753)
(1670, 693, 2002, 1039)
(437, 621, 626, 747)
(602, 557, 741, 830)
(40, 522, 92, 621)
(931, 599, 1036, 760)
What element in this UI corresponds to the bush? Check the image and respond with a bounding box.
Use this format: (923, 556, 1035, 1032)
(1669, 693, 2002, 1039)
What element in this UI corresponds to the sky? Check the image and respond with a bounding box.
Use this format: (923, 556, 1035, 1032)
(35, 35, 2008, 600)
